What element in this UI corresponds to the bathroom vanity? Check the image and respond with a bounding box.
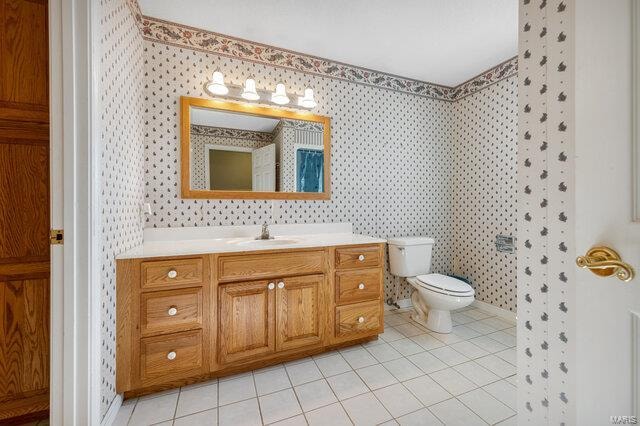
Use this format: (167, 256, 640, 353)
(115, 225, 385, 397)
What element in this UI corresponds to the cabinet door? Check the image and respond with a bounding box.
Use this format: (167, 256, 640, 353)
(218, 280, 275, 364)
(276, 274, 325, 352)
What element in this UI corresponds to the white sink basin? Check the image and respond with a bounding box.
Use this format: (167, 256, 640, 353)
(233, 238, 300, 246)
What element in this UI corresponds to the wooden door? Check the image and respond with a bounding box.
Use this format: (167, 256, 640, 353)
(276, 274, 324, 352)
(218, 280, 275, 364)
(0, 0, 50, 421)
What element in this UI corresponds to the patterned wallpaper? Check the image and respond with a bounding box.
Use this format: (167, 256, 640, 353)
(97, 1, 523, 421)
(98, 0, 145, 420)
(142, 41, 457, 299)
(518, 0, 574, 424)
(453, 75, 518, 312)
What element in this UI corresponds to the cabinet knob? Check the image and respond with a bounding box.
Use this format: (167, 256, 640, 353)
(268, 282, 275, 290)
(358, 316, 365, 324)
(278, 281, 285, 289)
(358, 255, 365, 262)
(358, 283, 365, 290)
(167, 306, 178, 316)
(167, 351, 177, 360)
(167, 269, 178, 279)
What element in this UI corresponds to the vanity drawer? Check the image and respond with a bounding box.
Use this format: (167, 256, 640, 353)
(140, 330, 203, 385)
(335, 268, 382, 304)
(141, 288, 203, 336)
(141, 258, 203, 290)
(335, 245, 382, 270)
(218, 250, 324, 282)
(335, 300, 382, 338)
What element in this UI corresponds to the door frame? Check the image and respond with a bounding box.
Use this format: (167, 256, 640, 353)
(49, 0, 98, 424)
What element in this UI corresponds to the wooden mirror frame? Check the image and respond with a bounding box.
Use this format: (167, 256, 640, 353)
(180, 96, 331, 200)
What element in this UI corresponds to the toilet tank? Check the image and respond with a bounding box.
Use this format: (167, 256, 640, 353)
(387, 237, 435, 277)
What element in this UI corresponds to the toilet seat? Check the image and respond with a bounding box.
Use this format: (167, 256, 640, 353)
(415, 273, 474, 297)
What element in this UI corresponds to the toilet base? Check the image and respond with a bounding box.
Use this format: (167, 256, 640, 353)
(424, 309, 452, 334)
(409, 289, 453, 333)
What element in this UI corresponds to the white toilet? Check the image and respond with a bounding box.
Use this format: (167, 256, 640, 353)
(388, 237, 475, 333)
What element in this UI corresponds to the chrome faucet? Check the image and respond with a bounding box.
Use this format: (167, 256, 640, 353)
(257, 222, 273, 240)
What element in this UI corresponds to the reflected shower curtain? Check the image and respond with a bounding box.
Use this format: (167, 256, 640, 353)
(296, 149, 323, 192)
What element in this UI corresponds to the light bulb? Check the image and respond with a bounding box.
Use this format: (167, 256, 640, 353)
(298, 88, 317, 108)
(241, 78, 260, 101)
(271, 83, 290, 105)
(207, 70, 228, 95)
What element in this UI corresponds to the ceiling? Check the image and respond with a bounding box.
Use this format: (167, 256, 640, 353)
(191, 108, 279, 132)
(138, 0, 518, 87)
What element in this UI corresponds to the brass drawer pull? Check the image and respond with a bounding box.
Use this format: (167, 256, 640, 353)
(167, 269, 178, 279)
(167, 306, 178, 316)
(358, 283, 365, 290)
(358, 316, 365, 324)
(358, 255, 365, 262)
(576, 246, 635, 282)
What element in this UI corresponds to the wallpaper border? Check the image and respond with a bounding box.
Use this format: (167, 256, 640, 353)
(191, 125, 274, 142)
(124, 0, 516, 101)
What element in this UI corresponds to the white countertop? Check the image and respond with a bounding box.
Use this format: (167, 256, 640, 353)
(117, 223, 386, 259)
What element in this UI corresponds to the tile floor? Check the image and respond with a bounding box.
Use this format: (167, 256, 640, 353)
(114, 306, 517, 426)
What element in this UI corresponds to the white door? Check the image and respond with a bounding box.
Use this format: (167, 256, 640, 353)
(575, 0, 640, 423)
(252, 144, 276, 191)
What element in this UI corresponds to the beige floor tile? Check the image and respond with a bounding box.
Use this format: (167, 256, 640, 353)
(306, 402, 352, 426)
(341, 392, 392, 425)
(258, 389, 302, 424)
(374, 383, 423, 418)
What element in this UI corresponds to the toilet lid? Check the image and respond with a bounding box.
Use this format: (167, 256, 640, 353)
(416, 273, 474, 295)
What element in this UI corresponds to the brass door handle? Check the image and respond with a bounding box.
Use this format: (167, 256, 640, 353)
(576, 246, 635, 282)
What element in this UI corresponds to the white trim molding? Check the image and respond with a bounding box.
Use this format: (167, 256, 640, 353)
(100, 394, 122, 426)
(50, 0, 97, 423)
(471, 300, 516, 323)
(632, 311, 640, 416)
(633, 0, 640, 221)
(385, 298, 516, 323)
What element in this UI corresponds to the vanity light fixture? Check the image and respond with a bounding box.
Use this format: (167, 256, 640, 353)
(271, 83, 290, 105)
(203, 73, 317, 110)
(207, 70, 229, 95)
(241, 78, 260, 101)
(298, 88, 317, 109)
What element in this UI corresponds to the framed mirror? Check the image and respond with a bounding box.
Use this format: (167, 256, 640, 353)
(180, 96, 331, 200)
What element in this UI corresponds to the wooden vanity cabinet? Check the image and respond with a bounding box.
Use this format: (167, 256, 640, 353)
(275, 274, 325, 352)
(116, 244, 384, 397)
(218, 279, 276, 364)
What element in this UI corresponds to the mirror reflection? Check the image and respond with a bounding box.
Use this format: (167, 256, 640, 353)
(189, 107, 325, 193)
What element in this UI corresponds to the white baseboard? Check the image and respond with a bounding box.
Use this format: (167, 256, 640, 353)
(101, 394, 123, 426)
(472, 300, 516, 323)
(385, 298, 516, 323)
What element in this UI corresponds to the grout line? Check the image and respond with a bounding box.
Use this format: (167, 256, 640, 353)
(125, 397, 138, 426)
(251, 372, 267, 426)
(172, 387, 181, 421)
(118, 308, 515, 426)
(309, 353, 355, 425)
(453, 387, 515, 425)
